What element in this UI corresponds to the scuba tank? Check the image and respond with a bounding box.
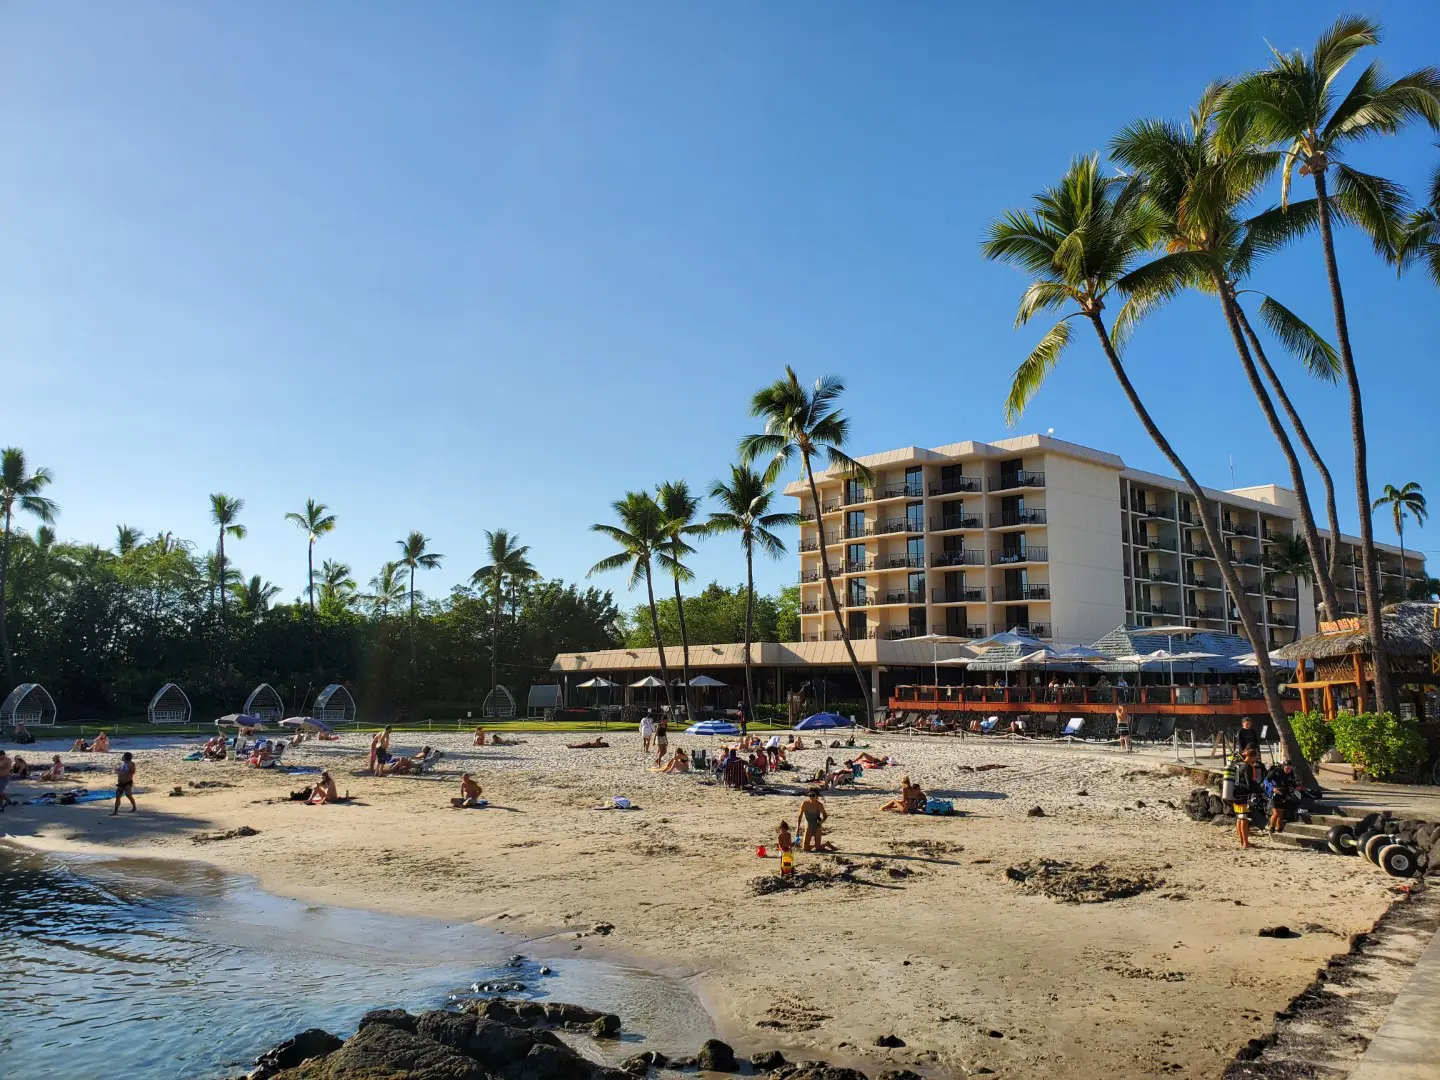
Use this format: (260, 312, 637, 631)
(1221, 763, 1237, 803)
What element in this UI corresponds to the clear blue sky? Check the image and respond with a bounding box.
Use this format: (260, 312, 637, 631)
(2, 2, 1437, 610)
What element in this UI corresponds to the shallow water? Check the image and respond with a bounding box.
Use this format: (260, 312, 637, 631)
(0, 844, 712, 1080)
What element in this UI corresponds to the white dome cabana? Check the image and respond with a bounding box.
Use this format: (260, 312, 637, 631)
(482, 685, 517, 719)
(311, 684, 356, 726)
(1, 683, 57, 726)
(148, 683, 192, 725)
(242, 683, 284, 722)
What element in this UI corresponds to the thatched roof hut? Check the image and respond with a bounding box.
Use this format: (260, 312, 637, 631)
(1273, 602, 1440, 662)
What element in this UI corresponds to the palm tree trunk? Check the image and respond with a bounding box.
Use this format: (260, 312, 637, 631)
(0, 506, 13, 686)
(1313, 169, 1395, 713)
(743, 539, 756, 718)
(218, 531, 228, 666)
(308, 538, 317, 675)
(1085, 311, 1316, 787)
(644, 565, 676, 714)
(803, 454, 873, 724)
(409, 570, 417, 667)
(491, 580, 502, 694)
(1397, 521, 1406, 604)
(1235, 306, 1345, 598)
(672, 574, 695, 720)
(1216, 284, 1341, 619)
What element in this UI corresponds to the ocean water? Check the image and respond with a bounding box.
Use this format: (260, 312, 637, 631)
(0, 845, 712, 1080)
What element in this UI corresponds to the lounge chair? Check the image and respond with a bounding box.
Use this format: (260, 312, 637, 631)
(1059, 717, 1085, 742)
(1149, 715, 1176, 744)
(1131, 716, 1154, 743)
(978, 716, 999, 735)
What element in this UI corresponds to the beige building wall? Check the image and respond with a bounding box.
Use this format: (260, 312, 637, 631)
(1043, 451, 1126, 643)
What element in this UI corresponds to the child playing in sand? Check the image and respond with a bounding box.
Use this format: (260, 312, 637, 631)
(777, 820, 794, 855)
(451, 773, 484, 808)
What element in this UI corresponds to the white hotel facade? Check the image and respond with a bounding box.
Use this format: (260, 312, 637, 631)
(787, 434, 1426, 651)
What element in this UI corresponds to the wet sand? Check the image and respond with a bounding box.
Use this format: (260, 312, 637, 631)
(0, 730, 1400, 1078)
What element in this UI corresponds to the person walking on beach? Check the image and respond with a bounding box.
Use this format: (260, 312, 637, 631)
(1114, 702, 1130, 752)
(797, 787, 828, 852)
(111, 752, 137, 815)
(639, 712, 655, 755)
(370, 726, 393, 775)
(654, 714, 668, 765)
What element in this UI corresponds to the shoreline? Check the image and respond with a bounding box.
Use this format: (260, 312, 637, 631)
(0, 730, 1409, 1078)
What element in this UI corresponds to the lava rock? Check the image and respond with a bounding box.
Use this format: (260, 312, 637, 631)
(300, 1019, 489, 1080)
(1206, 793, 1226, 817)
(589, 1015, 621, 1038)
(358, 1008, 417, 1033)
(1026, 806, 1045, 818)
(1135, 800, 1147, 809)
(751, 1050, 786, 1070)
(416, 1010, 562, 1063)
(770, 1063, 868, 1080)
(621, 1051, 668, 1074)
(667, 1056, 698, 1070)
(253, 1028, 344, 1076)
(592, 922, 615, 936)
(696, 1039, 738, 1072)
(877, 1071, 924, 1080)
(1076, 789, 1089, 797)
(873, 1034, 905, 1048)
(1258, 926, 1298, 938)
(475, 981, 527, 994)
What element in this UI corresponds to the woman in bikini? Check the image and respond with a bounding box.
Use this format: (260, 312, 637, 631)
(881, 776, 926, 813)
(797, 788, 828, 851)
(308, 771, 339, 805)
(654, 748, 690, 774)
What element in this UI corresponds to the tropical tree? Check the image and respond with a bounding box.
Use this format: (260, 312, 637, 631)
(1110, 85, 1343, 617)
(1219, 15, 1440, 711)
(980, 154, 1312, 783)
(707, 464, 799, 713)
(115, 525, 144, 555)
(740, 368, 876, 722)
(365, 561, 408, 618)
(231, 575, 282, 618)
(1373, 482, 1427, 601)
(588, 492, 679, 716)
(1397, 152, 1440, 285)
(0, 449, 58, 684)
(208, 493, 247, 637)
(284, 498, 336, 671)
(657, 481, 706, 720)
(470, 529, 537, 697)
(396, 532, 443, 665)
(203, 551, 242, 605)
(1264, 533, 1313, 592)
(319, 559, 358, 613)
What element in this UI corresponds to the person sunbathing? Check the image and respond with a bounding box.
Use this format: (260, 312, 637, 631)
(855, 751, 888, 767)
(451, 773, 484, 808)
(248, 744, 274, 768)
(567, 738, 609, 749)
(654, 748, 690, 774)
(307, 771, 339, 805)
(472, 727, 487, 746)
(38, 755, 64, 782)
(202, 736, 227, 760)
(10, 756, 29, 779)
(881, 776, 927, 813)
(92, 732, 110, 753)
(788, 736, 808, 751)
(489, 734, 518, 746)
(386, 746, 436, 775)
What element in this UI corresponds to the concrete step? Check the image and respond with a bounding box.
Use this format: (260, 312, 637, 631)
(1268, 830, 1333, 852)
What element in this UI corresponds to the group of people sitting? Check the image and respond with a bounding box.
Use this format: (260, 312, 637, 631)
(3, 753, 65, 782)
(471, 727, 518, 747)
(69, 731, 110, 753)
(246, 740, 287, 768)
(880, 775, 928, 813)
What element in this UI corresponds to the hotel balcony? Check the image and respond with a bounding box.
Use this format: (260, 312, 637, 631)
(799, 536, 820, 552)
(1135, 567, 1178, 584)
(932, 586, 986, 604)
(928, 476, 983, 496)
(992, 583, 1051, 602)
(933, 623, 987, 638)
(930, 513, 983, 532)
(877, 589, 926, 606)
(797, 565, 840, 583)
(990, 508, 1048, 528)
(1026, 622, 1052, 638)
(875, 483, 925, 502)
(1182, 542, 1215, 558)
(873, 552, 926, 571)
(931, 550, 985, 568)
(1184, 573, 1221, 589)
(1224, 520, 1259, 538)
(992, 546, 1048, 565)
(988, 470, 1046, 492)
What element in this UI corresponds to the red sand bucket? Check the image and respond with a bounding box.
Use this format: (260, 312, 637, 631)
(756, 845, 767, 858)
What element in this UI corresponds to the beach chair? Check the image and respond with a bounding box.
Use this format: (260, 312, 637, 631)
(1149, 715, 1176, 744)
(414, 749, 444, 774)
(1036, 714, 1060, 738)
(690, 748, 707, 772)
(1131, 716, 1154, 743)
(1059, 717, 1085, 743)
(978, 716, 999, 735)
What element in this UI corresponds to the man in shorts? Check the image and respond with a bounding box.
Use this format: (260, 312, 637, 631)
(111, 751, 138, 815)
(1231, 746, 1266, 849)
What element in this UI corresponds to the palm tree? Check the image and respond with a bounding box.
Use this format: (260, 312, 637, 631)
(589, 492, 679, 716)
(980, 154, 1311, 783)
(1110, 86, 1343, 617)
(657, 481, 706, 720)
(1219, 15, 1440, 712)
(1373, 482, 1427, 602)
(209, 493, 247, 634)
(1397, 152, 1440, 286)
(203, 552, 242, 607)
(396, 532, 443, 666)
(1264, 533, 1313, 591)
(231, 574, 282, 618)
(319, 558, 358, 611)
(115, 525, 143, 555)
(0, 449, 57, 684)
(707, 464, 799, 713)
(740, 368, 876, 723)
(284, 498, 336, 671)
(365, 561, 408, 618)
(470, 529, 537, 698)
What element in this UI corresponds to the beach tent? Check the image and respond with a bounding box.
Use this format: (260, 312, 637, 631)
(1, 683, 56, 726)
(312, 684, 358, 725)
(242, 683, 285, 722)
(796, 711, 853, 730)
(482, 685, 517, 719)
(147, 683, 192, 725)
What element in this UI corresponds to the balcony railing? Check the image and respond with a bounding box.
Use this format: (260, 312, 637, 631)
(1148, 601, 1180, 616)
(933, 623, 986, 638)
(932, 587, 985, 603)
(992, 546, 1048, 564)
(799, 508, 819, 523)
(1186, 606, 1224, 620)
(1184, 574, 1220, 589)
(840, 489, 875, 506)
(1027, 622, 1052, 638)
(844, 558, 872, 574)
(820, 500, 841, 514)
(990, 508, 1048, 527)
(1268, 614, 1296, 627)
(1136, 568, 1178, 583)
(931, 514, 982, 531)
(1225, 520, 1258, 537)
(875, 483, 925, 501)
(875, 552, 925, 570)
(1267, 585, 1298, 600)
(1146, 536, 1178, 550)
(929, 476, 983, 495)
(931, 550, 985, 567)
(880, 590, 926, 606)
(798, 566, 840, 583)
(992, 583, 1051, 601)
(1182, 543, 1215, 558)
(799, 537, 820, 552)
(882, 627, 926, 641)
(1179, 512, 1210, 528)
(988, 470, 1046, 491)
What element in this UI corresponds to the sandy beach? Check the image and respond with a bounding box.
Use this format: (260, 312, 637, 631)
(0, 729, 1401, 1078)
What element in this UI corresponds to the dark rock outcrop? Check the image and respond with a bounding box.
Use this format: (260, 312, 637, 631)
(751, 1050, 787, 1070)
(252, 1028, 344, 1077)
(358, 1007, 418, 1033)
(770, 1062, 869, 1080)
(696, 1038, 738, 1072)
(289, 1020, 489, 1080)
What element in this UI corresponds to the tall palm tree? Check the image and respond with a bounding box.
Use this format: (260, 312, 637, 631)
(231, 574, 282, 618)
(284, 498, 336, 671)
(1264, 533, 1313, 591)
(1110, 86, 1343, 617)
(396, 532, 443, 666)
(657, 481, 706, 720)
(365, 561, 408, 618)
(1373, 482, 1427, 602)
(470, 529, 537, 698)
(1219, 15, 1440, 711)
(980, 154, 1312, 783)
(203, 551, 242, 603)
(0, 449, 58, 684)
(209, 493, 247, 634)
(707, 464, 799, 713)
(589, 492, 680, 716)
(740, 368, 876, 723)
(115, 525, 143, 555)
(319, 558, 358, 611)
(1397, 152, 1440, 286)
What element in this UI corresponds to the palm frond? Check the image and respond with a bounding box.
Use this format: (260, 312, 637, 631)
(1332, 164, 1411, 258)
(1253, 294, 1341, 381)
(1004, 319, 1072, 426)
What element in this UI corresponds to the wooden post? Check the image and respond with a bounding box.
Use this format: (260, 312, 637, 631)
(1352, 653, 1366, 714)
(1298, 684, 1308, 712)
(1324, 684, 1335, 719)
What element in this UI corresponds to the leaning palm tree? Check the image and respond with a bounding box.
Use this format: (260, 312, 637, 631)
(114, 524, 143, 555)
(980, 154, 1311, 783)
(707, 464, 799, 714)
(396, 532, 443, 666)
(1219, 15, 1440, 711)
(284, 498, 336, 671)
(209, 493, 247, 635)
(1397, 152, 1440, 286)
(365, 561, 408, 618)
(470, 529, 537, 700)
(657, 481, 706, 720)
(740, 369, 876, 723)
(588, 492, 679, 716)
(1373, 482, 1427, 600)
(0, 449, 58, 684)
(1110, 86, 1343, 617)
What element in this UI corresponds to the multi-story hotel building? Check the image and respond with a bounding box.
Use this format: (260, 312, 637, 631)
(787, 434, 1426, 650)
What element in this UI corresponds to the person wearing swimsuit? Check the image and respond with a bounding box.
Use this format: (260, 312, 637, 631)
(797, 787, 828, 851)
(111, 752, 138, 815)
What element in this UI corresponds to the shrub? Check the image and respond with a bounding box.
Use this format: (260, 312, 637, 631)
(1289, 710, 1334, 763)
(1331, 711, 1428, 781)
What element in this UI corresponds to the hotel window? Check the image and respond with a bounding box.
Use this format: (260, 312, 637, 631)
(848, 577, 868, 607)
(846, 510, 865, 539)
(906, 536, 924, 564)
(908, 571, 925, 598)
(845, 477, 866, 504)
(906, 501, 924, 533)
(847, 543, 866, 572)
(905, 466, 923, 498)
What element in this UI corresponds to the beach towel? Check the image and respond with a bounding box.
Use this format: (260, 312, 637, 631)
(183, 751, 204, 761)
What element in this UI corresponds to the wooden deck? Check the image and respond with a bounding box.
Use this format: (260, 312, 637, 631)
(889, 685, 1299, 716)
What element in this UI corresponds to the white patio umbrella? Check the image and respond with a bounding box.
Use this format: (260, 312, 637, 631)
(630, 674, 666, 710)
(577, 676, 618, 688)
(906, 632, 968, 697)
(1234, 651, 1297, 669)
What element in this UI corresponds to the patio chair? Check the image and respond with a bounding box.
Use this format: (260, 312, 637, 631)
(1131, 716, 1154, 742)
(979, 716, 1000, 735)
(1059, 717, 1085, 742)
(690, 748, 708, 771)
(1149, 715, 1176, 744)
(1037, 714, 1060, 738)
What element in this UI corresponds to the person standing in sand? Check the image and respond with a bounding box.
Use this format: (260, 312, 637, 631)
(1114, 702, 1130, 752)
(654, 715, 668, 765)
(111, 752, 137, 815)
(797, 787, 828, 852)
(639, 712, 655, 755)
(370, 726, 393, 775)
